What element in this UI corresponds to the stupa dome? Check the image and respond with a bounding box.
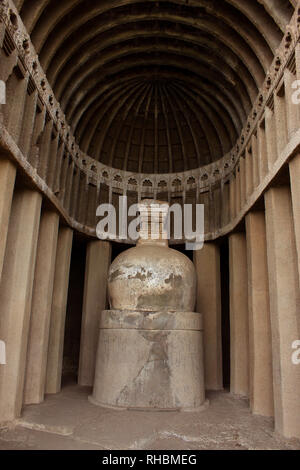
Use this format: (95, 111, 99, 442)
(107, 200, 196, 312)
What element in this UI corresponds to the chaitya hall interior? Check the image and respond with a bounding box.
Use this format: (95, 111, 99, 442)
(0, 0, 299, 450)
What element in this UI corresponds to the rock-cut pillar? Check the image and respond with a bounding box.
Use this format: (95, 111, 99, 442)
(24, 210, 60, 404)
(0, 189, 42, 422)
(246, 211, 274, 417)
(78, 240, 111, 387)
(0, 156, 16, 281)
(264, 186, 300, 439)
(229, 233, 249, 397)
(194, 243, 223, 390)
(45, 227, 73, 394)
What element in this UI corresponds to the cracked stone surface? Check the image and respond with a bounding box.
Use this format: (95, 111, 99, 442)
(0, 381, 299, 450)
(91, 310, 205, 411)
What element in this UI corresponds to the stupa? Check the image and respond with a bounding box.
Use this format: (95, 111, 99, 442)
(90, 200, 206, 411)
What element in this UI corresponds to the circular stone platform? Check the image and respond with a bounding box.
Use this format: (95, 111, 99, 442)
(90, 309, 206, 411)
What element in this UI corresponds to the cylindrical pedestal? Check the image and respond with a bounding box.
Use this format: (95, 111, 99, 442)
(90, 310, 206, 411)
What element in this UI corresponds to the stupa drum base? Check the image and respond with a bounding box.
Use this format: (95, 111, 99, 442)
(90, 309, 206, 411)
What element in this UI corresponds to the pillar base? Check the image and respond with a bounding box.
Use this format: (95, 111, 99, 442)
(90, 309, 206, 411)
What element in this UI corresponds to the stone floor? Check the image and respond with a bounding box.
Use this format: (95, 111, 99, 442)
(0, 380, 299, 450)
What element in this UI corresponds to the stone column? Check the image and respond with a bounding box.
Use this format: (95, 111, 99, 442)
(245, 212, 274, 416)
(0, 157, 16, 280)
(274, 85, 288, 156)
(18, 89, 38, 158)
(284, 68, 299, 139)
(235, 169, 241, 215)
(28, 104, 46, 168)
(251, 134, 259, 189)
(245, 148, 253, 200)
(289, 152, 300, 284)
(45, 227, 73, 394)
(24, 210, 60, 404)
(239, 156, 246, 208)
(221, 181, 230, 227)
(37, 120, 53, 180)
(264, 186, 300, 439)
(229, 175, 236, 220)
(4, 69, 29, 144)
(78, 240, 111, 386)
(265, 106, 277, 168)
(0, 189, 42, 422)
(229, 233, 249, 397)
(194, 243, 223, 390)
(258, 121, 268, 181)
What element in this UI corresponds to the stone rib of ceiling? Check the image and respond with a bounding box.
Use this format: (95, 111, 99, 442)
(16, 0, 295, 174)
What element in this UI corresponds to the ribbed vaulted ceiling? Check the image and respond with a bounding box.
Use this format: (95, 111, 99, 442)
(16, 0, 295, 173)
